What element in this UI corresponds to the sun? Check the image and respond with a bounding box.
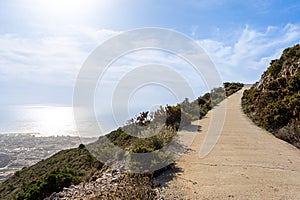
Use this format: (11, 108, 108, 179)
(29, 0, 98, 21)
(41, 0, 87, 15)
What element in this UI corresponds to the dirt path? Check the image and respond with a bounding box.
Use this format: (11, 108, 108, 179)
(157, 87, 300, 200)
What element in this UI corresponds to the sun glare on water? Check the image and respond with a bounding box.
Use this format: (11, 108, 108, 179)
(21, 105, 76, 136)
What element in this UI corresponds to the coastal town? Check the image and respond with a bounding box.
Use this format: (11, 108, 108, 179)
(0, 133, 97, 182)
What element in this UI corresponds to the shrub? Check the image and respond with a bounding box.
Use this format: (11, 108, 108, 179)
(17, 169, 82, 200)
(197, 97, 206, 105)
(275, 120, 300, 148)
(282, 94, 300, 119)
(267, 59, 282, 76)
(288, 72, 300, 92)
(165, 105, 182, 129)
(262, 102, 288, 130)
(132, 144, 154, 153)
(150, 136, 164, 150)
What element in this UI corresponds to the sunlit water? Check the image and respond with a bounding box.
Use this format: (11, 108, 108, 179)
(0, 105, 78, 136)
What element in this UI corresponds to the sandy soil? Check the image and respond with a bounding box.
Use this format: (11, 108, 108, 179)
(156, 87, 300, 200)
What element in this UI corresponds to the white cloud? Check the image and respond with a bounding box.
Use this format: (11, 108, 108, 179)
(198, 24, 300, 82)
(2, 23, 299, 86)
(0, 27, 120, 85)
(1, 23, 299, 102)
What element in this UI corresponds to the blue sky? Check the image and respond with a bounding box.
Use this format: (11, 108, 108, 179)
(0, 0, 300, 107)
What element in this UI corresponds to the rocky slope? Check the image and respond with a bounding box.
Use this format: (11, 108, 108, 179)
(45, 167, 156, 200)
(242, 44, 300, 148)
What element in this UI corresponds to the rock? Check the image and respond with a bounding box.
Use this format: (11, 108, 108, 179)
(69, 185, 77, 190)
(58, 193, 64, 198)
(111, 177, 117, 183)
(49, 192, 57, 200)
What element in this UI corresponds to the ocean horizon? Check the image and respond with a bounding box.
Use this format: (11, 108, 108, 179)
(0, 104, 132, 138)
(0, 105, 82, 137)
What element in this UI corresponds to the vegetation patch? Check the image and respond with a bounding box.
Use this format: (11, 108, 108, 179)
(242, 44, 300, 148)
(0, 146, 102, 200)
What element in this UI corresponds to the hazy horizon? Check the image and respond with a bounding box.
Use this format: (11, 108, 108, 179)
(1, 0, 300, 136)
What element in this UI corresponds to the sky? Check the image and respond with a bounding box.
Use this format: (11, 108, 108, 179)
(0, 0, 300, 110)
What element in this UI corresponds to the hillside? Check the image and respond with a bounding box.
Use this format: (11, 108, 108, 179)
(0, 82, 243, 200)
(242, 44, 300, 148)
(0, 145, 102, 200)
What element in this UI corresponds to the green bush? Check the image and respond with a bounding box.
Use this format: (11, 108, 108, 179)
(267, 59, 282, 76)
(197, 97, 206, 105)
(17, 169, 82, 200)
(282, 94, 300, 119)
(132, 144, 154, 153)
(288, 72, 300, 92)
(224, 82, 244, 96)
(150, 136, 164, 150)
(165, 105, 182, 129)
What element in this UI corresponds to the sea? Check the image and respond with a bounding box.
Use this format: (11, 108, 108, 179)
(0, 105, 78, 137)
(0, 104, 123, 137)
